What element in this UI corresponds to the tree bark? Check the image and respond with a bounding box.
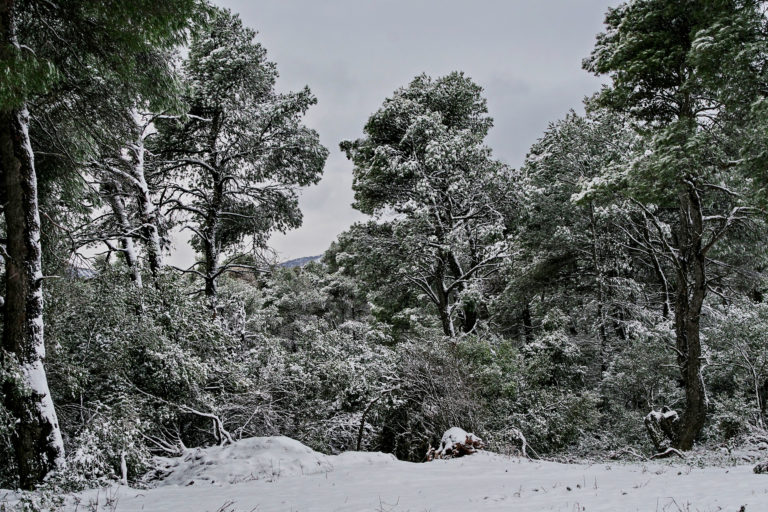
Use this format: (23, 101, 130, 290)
(104, 179, 142, 287)
(202, 177, 222, 298)
(445, 251, 478, 334)
(460, 301, 478, 334)
(203, 234, 219, 298)
(435, 285, 455, 337)
(432, 256, 455, 337)
(673, 183, 708, 450)
(0, 105, 66, 488)
(128, 110, 163, 277)
(589, 202, 608, 374)
(202, 112, 222, 299)
(522, 301, 533, 344)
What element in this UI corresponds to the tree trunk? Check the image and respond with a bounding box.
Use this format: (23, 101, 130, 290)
(104, 179, 142, 287)
(673, 183, 708, 450)
(203, 236, 219, 298)
(202, 114, 222, 299)
(436, 288, 455, 337)
(641, 215, 672, 320)
(445, 251, 477, 334)
(1, 0, 65, 488)
(432, 258, 455, 337)
(645, 407, 680, 453)
(0, 106, 66, 488)
(461, 304, 478, 333)
(589, 202, 608, 374)
(128, 110, 163, 277)
(202, 185, 222, 298)
(522, 302, 533, 344)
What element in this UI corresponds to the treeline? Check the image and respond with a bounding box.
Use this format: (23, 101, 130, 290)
(2, 0, 768, 493)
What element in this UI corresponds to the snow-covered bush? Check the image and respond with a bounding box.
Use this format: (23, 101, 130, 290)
(705, 302, 768, 442)
(375, 338, 481, 461)
(599, 324, 681, 451)
(707, 395, 755, 442)
(43, 269, 245, 483)
(453, 334, 601, 456)
(219, 320, 398, 454)
(13, 241, 768, 493)
(66, 402, 150, 484)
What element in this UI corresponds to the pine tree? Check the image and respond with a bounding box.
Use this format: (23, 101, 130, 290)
(157, 8, 328, 298)
(584, 0, 768, 450)
(517, 108, 643, 370)
(342, 73, 516, 336)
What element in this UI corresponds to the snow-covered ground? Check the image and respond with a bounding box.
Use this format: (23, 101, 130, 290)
(3, 436, 768, 511)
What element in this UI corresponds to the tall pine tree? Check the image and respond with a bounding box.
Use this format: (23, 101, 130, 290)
(157, 8, 327, 298)
(585, 0, 768, 450)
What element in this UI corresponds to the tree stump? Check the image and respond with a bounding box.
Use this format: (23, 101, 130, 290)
(645, 406, 680, 453)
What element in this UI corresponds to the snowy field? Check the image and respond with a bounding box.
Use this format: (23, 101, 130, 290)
(3, 436, 768, 511)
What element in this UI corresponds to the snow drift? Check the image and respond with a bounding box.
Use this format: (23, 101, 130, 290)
(148, 436, 399, 488)
(151, 436, 334, 486)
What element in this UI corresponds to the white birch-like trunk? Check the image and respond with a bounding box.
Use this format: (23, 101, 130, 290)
(105, 179, 142, 287)
(128, 109, 163, 276)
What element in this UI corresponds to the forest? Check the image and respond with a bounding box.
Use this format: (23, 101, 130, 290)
(2, 0, 768, 510)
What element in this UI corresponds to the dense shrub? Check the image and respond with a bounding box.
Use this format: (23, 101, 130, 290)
(3, 259, 768, 490)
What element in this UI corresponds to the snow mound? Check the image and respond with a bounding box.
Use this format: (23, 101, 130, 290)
(153, 436, 334, 486)
(441, 427, 482, 447)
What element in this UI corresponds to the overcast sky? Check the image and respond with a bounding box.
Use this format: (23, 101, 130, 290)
(173, 0, 621, 265)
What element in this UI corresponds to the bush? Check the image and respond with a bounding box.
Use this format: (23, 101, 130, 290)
(376, 338, 481, 461)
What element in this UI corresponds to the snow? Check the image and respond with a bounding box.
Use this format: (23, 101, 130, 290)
(4, 436, 768, 511)
(646, 408, 679, 423)
(151, 436, 334, 486)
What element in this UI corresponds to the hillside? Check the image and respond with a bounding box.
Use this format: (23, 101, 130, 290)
(279, 255, 323, 268)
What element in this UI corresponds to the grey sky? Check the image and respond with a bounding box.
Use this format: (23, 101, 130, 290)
(173, 0, 620, 265)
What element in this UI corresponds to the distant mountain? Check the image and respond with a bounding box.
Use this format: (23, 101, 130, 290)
(67, 265, 99, 279)
(279, 255, 323, 268)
